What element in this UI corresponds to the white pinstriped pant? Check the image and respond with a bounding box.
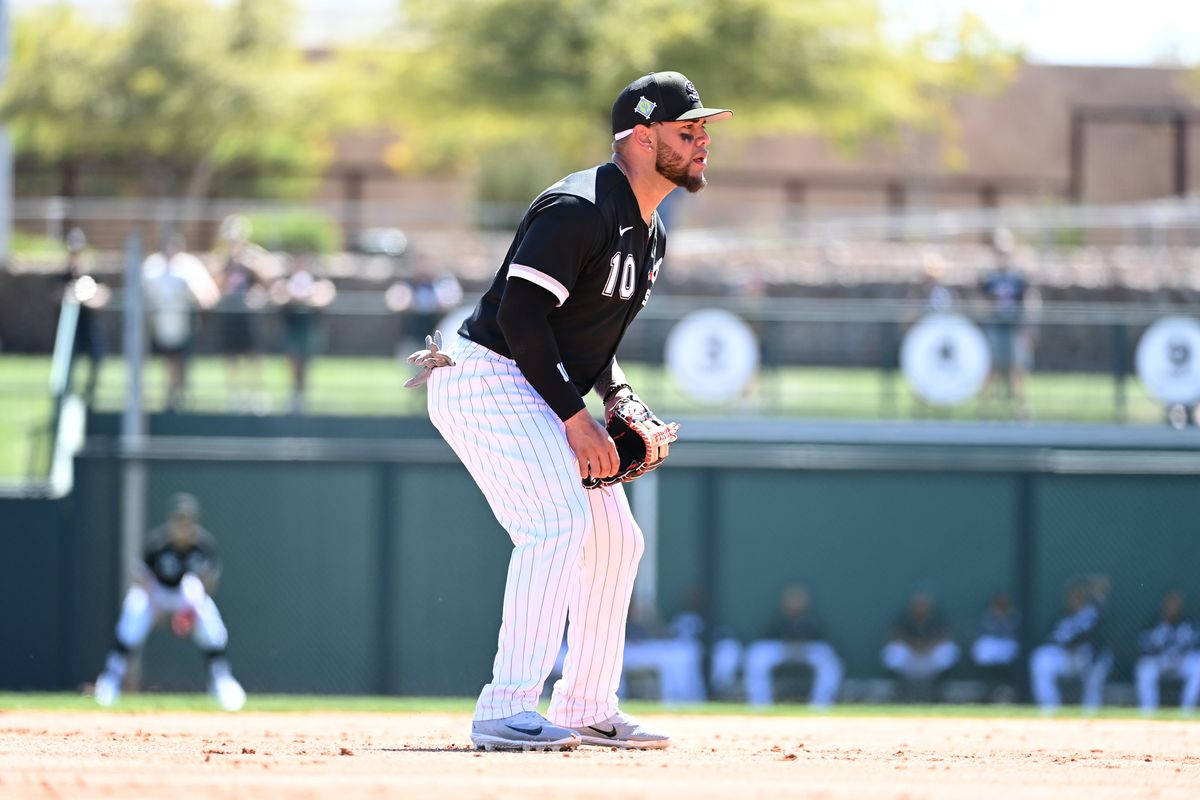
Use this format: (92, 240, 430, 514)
(116, 574, 229, 652)
(427, 337, 645, 725)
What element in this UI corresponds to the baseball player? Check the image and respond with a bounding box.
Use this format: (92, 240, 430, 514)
(620, 601, 706, 704)
(410, 71, 730, 750)
(881, 590, 960, 689)
(1029, 576, 1112, 712)
(969, 591, 1021, 702)
(1134, 589, 1200, 714)
(741, 584, 843, 708)
(93, 493, 246, 711)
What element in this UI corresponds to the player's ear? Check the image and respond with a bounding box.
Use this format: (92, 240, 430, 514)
(633, 124, 655, 153)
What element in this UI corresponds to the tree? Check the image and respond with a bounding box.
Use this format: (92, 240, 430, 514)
(385, 0, 1015, 187)
(1, 0, 372, 200)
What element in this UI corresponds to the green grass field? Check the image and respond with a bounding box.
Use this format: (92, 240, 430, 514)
(0, 353, 1169, 482)
(1, 692, 1193, 721)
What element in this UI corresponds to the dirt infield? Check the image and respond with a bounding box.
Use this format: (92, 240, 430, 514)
(2, 710, 1198, 799)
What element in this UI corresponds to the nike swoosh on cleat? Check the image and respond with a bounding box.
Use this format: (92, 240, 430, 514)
(506, 723, 543, 736)
(619, 226, 633, 236)
(588, 725, 618, 738)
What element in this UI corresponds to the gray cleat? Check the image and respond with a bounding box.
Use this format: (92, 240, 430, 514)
(470, 711, 581, 751)
(567, 710, 670, 749)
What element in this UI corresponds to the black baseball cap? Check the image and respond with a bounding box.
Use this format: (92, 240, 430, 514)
(611, 71, 732, 140)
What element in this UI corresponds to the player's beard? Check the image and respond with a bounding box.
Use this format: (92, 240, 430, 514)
(655, 140, 706, 193)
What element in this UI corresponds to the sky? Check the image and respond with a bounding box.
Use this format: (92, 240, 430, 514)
(880, 0, 1200, 66)
(9, 0, 1200, 67)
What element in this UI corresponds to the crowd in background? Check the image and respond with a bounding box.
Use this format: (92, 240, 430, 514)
(58, 221, 1040, 419)
(614, 578, 1200, 714)
(57, 216, 463, 414)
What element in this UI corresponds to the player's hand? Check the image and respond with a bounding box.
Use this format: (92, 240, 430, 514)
(564, 408, 618, 482)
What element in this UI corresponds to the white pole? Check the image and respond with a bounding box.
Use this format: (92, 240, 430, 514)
(120, 233, 147, 689)
(631, 471, 659, 611)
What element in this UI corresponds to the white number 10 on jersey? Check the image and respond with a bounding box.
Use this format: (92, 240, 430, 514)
(602, 253, 637, 300)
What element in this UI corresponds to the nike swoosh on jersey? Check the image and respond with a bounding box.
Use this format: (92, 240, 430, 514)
(618, 225, 633, 236)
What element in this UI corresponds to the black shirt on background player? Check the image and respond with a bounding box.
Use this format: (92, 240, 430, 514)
(142, 525, 220, 588)
(460, 161, 665, 421)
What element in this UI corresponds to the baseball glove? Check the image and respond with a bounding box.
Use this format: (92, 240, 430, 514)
(170, 608, 196, 637)
(582, 390, 679, 489)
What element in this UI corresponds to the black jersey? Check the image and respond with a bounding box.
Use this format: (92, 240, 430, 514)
(461, 162, 665, 397)
(768, 612, 825, 644)
(142, 524, 219, 588)
(1048, 602, 1103, 651)
(1138, 619, 1199, 659)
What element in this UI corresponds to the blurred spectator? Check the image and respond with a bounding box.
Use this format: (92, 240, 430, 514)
(142, 233, 220, 410)
(969, 591, 1020, 702)
(214, 215, 270, 413)
(978, 227, 1040, 418)
(909, 251, 956, 316)
(270, 254, 336, 413)
(619, 600, 706, 703)
(58, 228, 110, 404)
(882, 590, 960, 694)
(384, 258, 463, 356)
(903, 251, 959, 417)
(1029, 575, 1112, 713)
(1135, 589, 1200, 715)
(741, 584, 843, 708)
(93, 492, 246, 711)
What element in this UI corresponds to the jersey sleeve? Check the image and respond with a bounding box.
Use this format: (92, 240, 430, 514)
(507, 196, 605, 307)
(191, 527, 222, 578)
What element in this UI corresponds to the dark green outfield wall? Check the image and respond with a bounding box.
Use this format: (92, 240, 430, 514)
(55, 457, 515, 695)
(1031, 476, 1200, 676)
(657, 470, 1020, 677)
(0, 496, 71, 689)
(4, 416, 1200, 695)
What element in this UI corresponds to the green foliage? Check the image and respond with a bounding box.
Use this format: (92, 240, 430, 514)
(0, 692, 1187, 718)
(388, 0, 1017, 172)
(245, 210, 342, 254)
(1, 0, 1017, 198)
(1, 0, 374, 196)
(10, 231, 67, 258)
(1, 6, 117, 160)
(474, 139, 566, 228)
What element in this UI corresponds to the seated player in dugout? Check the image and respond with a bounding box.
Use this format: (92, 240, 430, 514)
(404, 71, 731, 751)
(93, 493, 246, 711)
(1135, 589, 1200, 715)
(969, 591, 1021, 702)
(881, 589, 960, 698)
(740, 584, 844, 708)
(1029, 575, 1112, 713)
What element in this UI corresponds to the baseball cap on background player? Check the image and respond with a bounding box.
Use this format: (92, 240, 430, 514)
(611, 71, 733, 141)
(170, 492, 200, 519)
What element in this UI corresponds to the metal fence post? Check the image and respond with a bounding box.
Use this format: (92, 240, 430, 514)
(119, 232, 146, 690)
(1014, 472, 1037, 703)
(377, 462, 397, 694)
(699, 468, 720, 699)
(1112, 323, 1127, 423)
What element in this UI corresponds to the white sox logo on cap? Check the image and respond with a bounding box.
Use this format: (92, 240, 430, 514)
(612, 71, 732, 141)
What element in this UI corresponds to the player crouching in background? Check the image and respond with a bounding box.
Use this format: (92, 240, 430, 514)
(94, 493, 246, 711)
